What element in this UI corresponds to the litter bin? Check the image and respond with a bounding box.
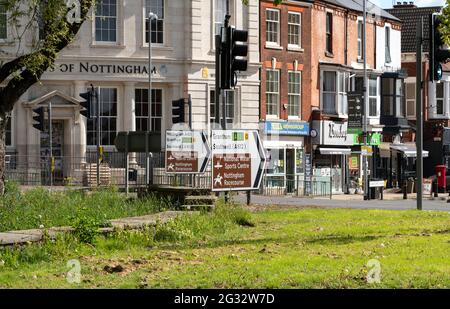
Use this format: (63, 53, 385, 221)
(435, 165, 446, 190)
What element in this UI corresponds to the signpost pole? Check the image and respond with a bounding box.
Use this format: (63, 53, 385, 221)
(125, 133, 129, 195)
(48, 102, 53, 188)
(363, 0, 369, 200)
(416, 18, 423, 210)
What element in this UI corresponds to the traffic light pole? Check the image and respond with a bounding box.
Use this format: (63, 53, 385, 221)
(94, 85, 101, 187)
(416, 18, 423, 211)
(363, 0, 369, 200)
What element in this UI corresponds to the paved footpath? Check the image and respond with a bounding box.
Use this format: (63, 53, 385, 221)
(0, 211, 190, 246)
(234, 193, 450, 212)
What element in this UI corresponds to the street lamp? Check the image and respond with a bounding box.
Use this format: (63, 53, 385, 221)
(147, 11, 158, 185)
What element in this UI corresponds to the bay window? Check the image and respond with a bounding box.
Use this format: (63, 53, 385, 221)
(405, 83, 416, 118)
(322, 70, 348, 115)
(369, 78, 378, 117)
(381, 77, 405, 118)
(436, 82, 444, 115)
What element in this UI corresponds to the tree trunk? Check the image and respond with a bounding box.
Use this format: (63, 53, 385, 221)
(0, 113, 9, 195)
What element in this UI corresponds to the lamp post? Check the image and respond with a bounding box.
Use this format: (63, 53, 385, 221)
(363, 0, 369, 200)
(147, 11, 158, 185)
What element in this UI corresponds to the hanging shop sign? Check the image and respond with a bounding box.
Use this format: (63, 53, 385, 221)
(353, 133, 382, 146)
(347, 92, 363, 131)
(265, 121, 310, 136)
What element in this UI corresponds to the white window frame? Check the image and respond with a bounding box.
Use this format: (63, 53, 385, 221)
(143, 0, 165, 47)
(405, 82, 416, 118)
(436, 82, 445, 116)
(385, 25, 392, 64)
(93, 0, 119, 44)
(288, 12, 301, 50)
(288, 71, 301, 119)
(266, 8, 280, 47)
(321, 70, 349, 117)
(368, 77, 379, 118)
(266, 69, 280, 118)
(357, 18, 363, 60)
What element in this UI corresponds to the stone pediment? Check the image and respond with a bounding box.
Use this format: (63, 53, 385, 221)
(24, 90, 82, 108)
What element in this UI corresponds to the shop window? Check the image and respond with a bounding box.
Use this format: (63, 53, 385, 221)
(95, 0, 118, 43)
(145, 0, 164, 44)
(87, 88, 117, 146)
(266, 9, 280, 45)
(406, 83, 416, 117)
(295, 149, 304, 174)
(436, 82, 444, 115)
(326, 12, 333, 54)
(288, 71, 301, 117)
(266, 69, 279, 117)
(288, 12, 301, 48)
(266, 148, 285, 175)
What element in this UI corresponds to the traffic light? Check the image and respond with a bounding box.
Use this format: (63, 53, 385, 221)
(230, 28, 248, 87)
(220, 26, 248, 89)
(429, 13, 450, 81)
(79, 90, 93, 118)
(32, 107, 45, 132)
(172, 98, 185, 124)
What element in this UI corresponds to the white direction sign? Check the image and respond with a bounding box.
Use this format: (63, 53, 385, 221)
(211, 130, 266, 191)
(165, 130, 211, 174)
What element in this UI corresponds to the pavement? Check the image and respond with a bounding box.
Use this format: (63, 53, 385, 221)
(233, 193, 450, 211)
(0, 211, 190, 246)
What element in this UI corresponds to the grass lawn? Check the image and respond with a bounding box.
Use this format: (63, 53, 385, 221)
(1, 204, 450, 288)
(0, 183, 170, 232)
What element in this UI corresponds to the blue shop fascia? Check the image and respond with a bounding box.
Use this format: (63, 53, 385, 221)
(260, 120, 310, 192)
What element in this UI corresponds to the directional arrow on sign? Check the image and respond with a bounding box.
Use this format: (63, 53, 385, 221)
(165, 130, 211, 174)
(211, 130, 266, 191)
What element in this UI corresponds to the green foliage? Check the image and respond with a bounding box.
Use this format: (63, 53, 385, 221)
(440, 1, 450, 46)
(71, 212, 101, 244)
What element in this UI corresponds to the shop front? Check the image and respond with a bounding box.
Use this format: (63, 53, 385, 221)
(262, 121, 309, 195)
(311, 120, 353, 194)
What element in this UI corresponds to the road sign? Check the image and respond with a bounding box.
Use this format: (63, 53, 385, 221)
(165, 130, 211, 174)
(115, 131, 162, 153)
(211, 130, 266, 191)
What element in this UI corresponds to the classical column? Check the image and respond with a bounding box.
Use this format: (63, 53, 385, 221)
(73, 81, 87, 163)
(123, 82, 137, 165)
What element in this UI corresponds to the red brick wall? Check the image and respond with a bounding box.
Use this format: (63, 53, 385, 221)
(260, 1, 311, 121)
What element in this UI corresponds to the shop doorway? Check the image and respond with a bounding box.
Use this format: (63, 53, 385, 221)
(40, 120, 65, 185)
(286, 149, 296, 193)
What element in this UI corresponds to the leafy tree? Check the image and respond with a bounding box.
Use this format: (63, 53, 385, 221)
(440, 1, 450, 46)
(0, 0, 94, 194)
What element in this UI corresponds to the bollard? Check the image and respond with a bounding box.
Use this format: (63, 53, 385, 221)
(403, 180, 407, 200)
(434, 180, 439, 198)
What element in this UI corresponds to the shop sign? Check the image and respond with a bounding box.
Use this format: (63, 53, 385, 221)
(361, 146, 373, 156)
(312, 120, 353, 146)
(353, 133, 382, 146)
(349, 155, 359, 170)
(265, 121, 310, 136)
(348, 92, 363, 130)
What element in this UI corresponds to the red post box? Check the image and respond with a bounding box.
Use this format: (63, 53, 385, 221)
(435, 165, 447, 189)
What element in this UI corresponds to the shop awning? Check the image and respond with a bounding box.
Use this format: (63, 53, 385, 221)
(319, 148, 352, 155)
(390, 144, 429, 158)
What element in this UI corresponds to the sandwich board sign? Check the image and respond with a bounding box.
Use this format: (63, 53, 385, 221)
(211, 130, 266, 191)
(165, 130, 211, 174)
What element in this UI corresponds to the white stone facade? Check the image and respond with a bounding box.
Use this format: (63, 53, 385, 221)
(2, 0, 260, 166)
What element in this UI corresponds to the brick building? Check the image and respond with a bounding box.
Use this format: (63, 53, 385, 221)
(260, 0, 403, 195)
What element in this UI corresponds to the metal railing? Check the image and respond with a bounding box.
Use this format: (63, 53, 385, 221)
(261, 174, 331, 197)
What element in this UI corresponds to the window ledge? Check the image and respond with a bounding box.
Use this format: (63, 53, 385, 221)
(287, 45, 303, 52)
(325, 51, 334, 58)
(266, 115, 280, 120)
(141, 45, 173, 52)
(288, 116, 301, 120)
(90, 43, 126, 49)
(265, 43, 283, 50)
(357, 58, 364, 63)
(0, 39, 14, 46)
